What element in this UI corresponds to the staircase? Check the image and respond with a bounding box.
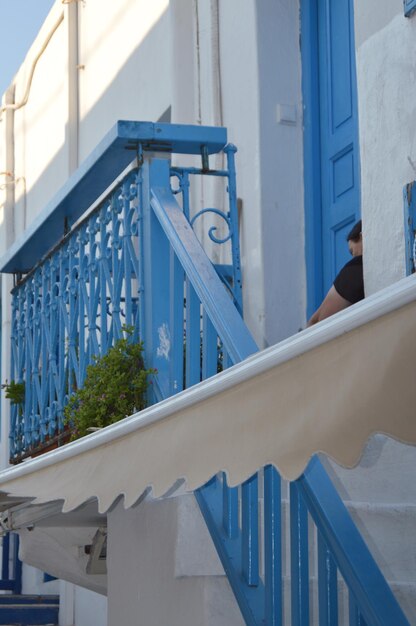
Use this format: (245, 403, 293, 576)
(0, 534, 58, 625)
(0, 595, 59, 625)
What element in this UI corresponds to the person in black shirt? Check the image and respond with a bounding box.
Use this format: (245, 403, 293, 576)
(307, 220, 363, 327)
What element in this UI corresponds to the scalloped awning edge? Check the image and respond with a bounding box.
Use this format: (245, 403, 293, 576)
(0, 286, 415, 514)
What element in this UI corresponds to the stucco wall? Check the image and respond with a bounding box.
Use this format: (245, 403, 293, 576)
(256, 0, 305, 344)
(8, 0, 171, 238)
(107, 495, 243, 626)
(354, 2, 416, 294)
(1, 0, 307, 353)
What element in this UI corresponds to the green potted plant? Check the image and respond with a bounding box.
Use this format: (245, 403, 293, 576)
(64, 329, 156, 440)
(2, 380, 25, 415)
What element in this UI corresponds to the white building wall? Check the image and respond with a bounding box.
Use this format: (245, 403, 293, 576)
(169, 0, 305, 346)
(354, 2, 416, 294)
(107, 495, 243, 626)
(74, 586, 107, 626)
(13, 5, 69, 238)
(77, 0, 171, 164)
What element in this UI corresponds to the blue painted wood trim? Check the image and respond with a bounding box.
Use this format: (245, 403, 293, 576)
(0, 121, 227, 274)
(298, 457, 410, 626)
(404, 0, 416, 17)
(150, 182, 258, 364)
(403, 182, 416, 275)
(264, 466, 282, 626)
(12, 534, 22, 595)
(300, 0, 324, 319)
(0, 605, 59, 624)
(317, 531, 338, 624)
(290, 481, 310, 625)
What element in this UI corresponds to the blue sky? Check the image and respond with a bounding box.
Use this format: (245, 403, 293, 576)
(0, 0, 55, 97)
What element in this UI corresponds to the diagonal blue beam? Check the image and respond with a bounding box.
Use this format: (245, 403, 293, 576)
(150, 179, 258, 364)
(298, 457, 410, 626)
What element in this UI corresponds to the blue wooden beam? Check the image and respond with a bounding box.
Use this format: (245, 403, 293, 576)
(0, 121, 227, 274)
(150, 179, 258, 364)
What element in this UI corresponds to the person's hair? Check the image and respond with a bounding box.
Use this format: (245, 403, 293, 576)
(347, 219, 362, 243)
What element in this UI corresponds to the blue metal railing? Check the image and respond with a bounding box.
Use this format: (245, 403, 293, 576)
(6, 121, 410, 625)
(8, 122, 252, 460)
(10, 171, 142, 460)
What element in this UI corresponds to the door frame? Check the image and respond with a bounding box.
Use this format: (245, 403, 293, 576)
(301, 0, 360, 319)
(301, 0, 323, 319)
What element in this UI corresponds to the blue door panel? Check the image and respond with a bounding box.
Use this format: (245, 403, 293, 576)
(329, 0, 353, 130)
(317, 0, 360, 294)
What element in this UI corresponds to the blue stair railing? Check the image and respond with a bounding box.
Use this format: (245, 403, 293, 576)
(5, 121, 409, 624)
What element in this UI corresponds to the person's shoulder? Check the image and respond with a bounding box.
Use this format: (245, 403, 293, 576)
(343, 255, 362, 269)
(333, 255, 364, 304)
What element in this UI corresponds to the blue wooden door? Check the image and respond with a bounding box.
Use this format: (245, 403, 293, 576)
(317, 0, 360, 294)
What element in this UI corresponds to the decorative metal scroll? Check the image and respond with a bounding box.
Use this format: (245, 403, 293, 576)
(10, 171, 142, 461)
(170, 144, 243, 312)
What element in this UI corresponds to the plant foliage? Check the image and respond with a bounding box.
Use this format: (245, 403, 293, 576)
(64, 331, 155, 439)
(2, 380, 25, 412)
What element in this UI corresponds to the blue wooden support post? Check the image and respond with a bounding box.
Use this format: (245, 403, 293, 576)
(224, 144, 243, 313)
(99, 206, 109, 357)
(298, 457, 409, 626)
(201, 312, 217, 380)
(222, 474, 238, 539)
(317, 531, 338, 625)
(349, 596, 367, 626)
(9, 295, 18, 457)
(185, 280, 201, 388)
(264, 465, 282, 626)
(170, 247, 184, 395)
(290, 481, 310, 626)
(141, 156, 174, 400)
(242, 474, 259, 587)
(2, 534, 9, 581)
(12, 535, 22, 595)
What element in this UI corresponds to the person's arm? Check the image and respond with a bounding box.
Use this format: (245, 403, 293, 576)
(307, 286, 351, 327)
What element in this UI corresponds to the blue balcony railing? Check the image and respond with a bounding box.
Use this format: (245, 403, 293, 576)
(8, 122, 252, 461)
(4, 121, 409, 624)
(10, 170, 142, 459)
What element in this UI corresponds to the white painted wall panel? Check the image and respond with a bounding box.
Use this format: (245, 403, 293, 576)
(355, 11, 416, 294)
(13, 7, 68, 238)
(78, 0, 171, 163)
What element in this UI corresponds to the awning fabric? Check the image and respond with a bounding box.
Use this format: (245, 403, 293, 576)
(0, 276, 415, 514)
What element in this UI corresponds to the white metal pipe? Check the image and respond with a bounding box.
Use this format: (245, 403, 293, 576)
(0, 14, 64, 119)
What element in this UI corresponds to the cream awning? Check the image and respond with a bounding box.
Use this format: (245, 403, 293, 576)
(0, 276, 415, 514)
